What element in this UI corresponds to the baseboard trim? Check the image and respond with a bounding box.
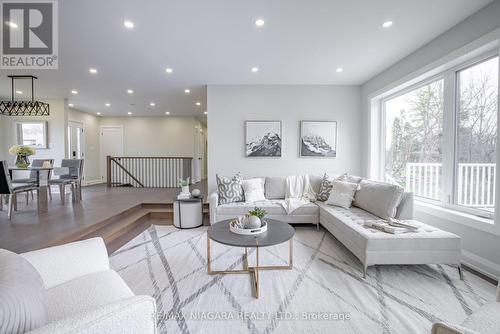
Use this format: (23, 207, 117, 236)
(83, 179, 104, 186)
(462, 249, 500, 281)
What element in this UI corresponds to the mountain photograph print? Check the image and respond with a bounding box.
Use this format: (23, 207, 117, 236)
(300, 120, 337, 157)
(245, 121, 282, 157)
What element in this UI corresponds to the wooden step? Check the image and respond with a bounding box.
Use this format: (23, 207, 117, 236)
(49, 201, 206, 252)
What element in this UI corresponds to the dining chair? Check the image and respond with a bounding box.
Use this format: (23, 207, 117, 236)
(48, 159, 84, 204)
(13, 158, 54, 202)
(0, 160, 38, 219)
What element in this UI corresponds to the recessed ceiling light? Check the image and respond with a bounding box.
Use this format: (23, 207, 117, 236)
(336, 67, 343, 73)
(165, 68, 173, 73)
(68, 103, 74, 107)
(71, 90, 78, 94)
(97, 112, 102, 115)
(15, 90, 22, 94)
(5, 21, 18, 28)
(165, 111, 170, 115)
(382, 21, 393, 28)
(150, 102, 155, 107)
(127, 89, 134, 94)
(195, 102, 201, 106)
(89, 68, 97, 74)
(251, 67, 259, 73)
(204, 111, 208, 115)
(105, 103, 110, 107)
(127, 111, 133, 115)
(123, 20, 134, 29)
(184, 89, 190, 94)
(255, 19, 265, 27)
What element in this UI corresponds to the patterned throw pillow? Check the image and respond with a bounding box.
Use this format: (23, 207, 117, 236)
(216, 173, 245, 204)
(317, 173, 336, 201)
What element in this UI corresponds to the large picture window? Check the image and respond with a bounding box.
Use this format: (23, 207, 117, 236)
(382, 54, 499, 218)
(384, 80, 444, 201)
(456, 57, 498, 213)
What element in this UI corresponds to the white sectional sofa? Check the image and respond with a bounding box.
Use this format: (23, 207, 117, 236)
(209, 174, 462, 278)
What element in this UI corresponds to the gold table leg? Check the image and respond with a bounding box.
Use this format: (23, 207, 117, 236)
(206, 236, 293, 299)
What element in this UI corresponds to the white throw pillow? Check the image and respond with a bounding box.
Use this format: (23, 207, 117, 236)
(325, 181, 359, 209)
(242, 178, 266, 203)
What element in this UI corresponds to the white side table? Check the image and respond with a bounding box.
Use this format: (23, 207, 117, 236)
(173, 196, 203, 229)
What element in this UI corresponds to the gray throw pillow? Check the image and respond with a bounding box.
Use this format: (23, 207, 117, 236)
(216, 173, 245, 204)
(265, 176, 286, 199)
(0, 249, 47, 334)
(353, 180, 404, 219)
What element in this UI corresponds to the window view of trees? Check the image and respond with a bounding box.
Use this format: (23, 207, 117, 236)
(384, 80, 444, 200)
(458, 57, 498, 164)
(456, 57, 498, 211)
(384, 56, 499, 214)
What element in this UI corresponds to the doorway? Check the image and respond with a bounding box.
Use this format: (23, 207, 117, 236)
(68, 121, 84, 159)
(100, 125, 124, 182)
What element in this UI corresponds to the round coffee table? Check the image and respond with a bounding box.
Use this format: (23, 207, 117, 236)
(207, 218, 295, 298)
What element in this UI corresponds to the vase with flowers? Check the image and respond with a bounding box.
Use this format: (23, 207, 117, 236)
(178, 177, 191, 195)
(9, 145, 36, 168)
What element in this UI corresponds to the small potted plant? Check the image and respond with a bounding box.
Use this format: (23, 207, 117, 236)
(245, 207, 267, 229)
(178, 177, 190, 194)
(9, 145, 36, 168)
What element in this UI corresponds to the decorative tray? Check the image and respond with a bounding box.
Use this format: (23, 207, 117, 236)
(229, 219, 268, 235)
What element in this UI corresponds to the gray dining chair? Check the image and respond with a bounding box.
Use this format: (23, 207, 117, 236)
(0, 160, 38, 219)
(13, 158, 54, 202)
(48, 159, 84, 204)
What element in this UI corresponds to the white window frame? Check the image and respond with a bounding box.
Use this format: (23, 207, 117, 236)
(380, 50, 499, 220)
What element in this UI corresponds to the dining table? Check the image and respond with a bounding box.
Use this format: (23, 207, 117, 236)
(8, 166, 69, 214)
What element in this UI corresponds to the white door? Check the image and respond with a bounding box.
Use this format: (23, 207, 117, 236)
(100, 126, 124, 182)
(67, 121, 84, 159)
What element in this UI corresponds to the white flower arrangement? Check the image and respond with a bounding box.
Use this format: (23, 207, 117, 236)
(9, 145, 36, 157)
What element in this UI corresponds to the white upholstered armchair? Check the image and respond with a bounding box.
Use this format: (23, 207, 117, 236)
(431, 281, 500, 334)
(21, 238, 157, 334)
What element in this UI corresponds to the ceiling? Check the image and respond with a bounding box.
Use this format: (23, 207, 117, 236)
(0, 0, 493, 117)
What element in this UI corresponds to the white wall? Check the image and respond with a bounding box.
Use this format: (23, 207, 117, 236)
(360, 1, 500, 279)
(207, 85, 362, 192)
(68, 109, 101, 183)
(0, 117, 7, 162)
(99, 116, 196, 157)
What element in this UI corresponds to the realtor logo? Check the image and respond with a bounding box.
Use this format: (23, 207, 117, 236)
(1, 0, 58, 69)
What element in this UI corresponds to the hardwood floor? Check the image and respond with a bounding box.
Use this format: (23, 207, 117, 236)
(0, 181, 208, 253)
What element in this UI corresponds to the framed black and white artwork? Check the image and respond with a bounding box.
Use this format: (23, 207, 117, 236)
(245, 120, 282, 157)
(300, 120, 337, 158)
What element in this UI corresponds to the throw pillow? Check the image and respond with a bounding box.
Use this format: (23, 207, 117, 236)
(353, 179, 404, 219)
(338, 173, 363, 184)
(216, 173, 245, 204)
(265, 176, 286, 199)
(325, 180, 359, 208)
(0, 249, 48, 334)
(242, 178, 266, 202)
(317, 173, 338, 201)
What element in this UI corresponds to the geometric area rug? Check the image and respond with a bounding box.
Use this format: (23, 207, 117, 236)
(110, 225, 496, 334)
